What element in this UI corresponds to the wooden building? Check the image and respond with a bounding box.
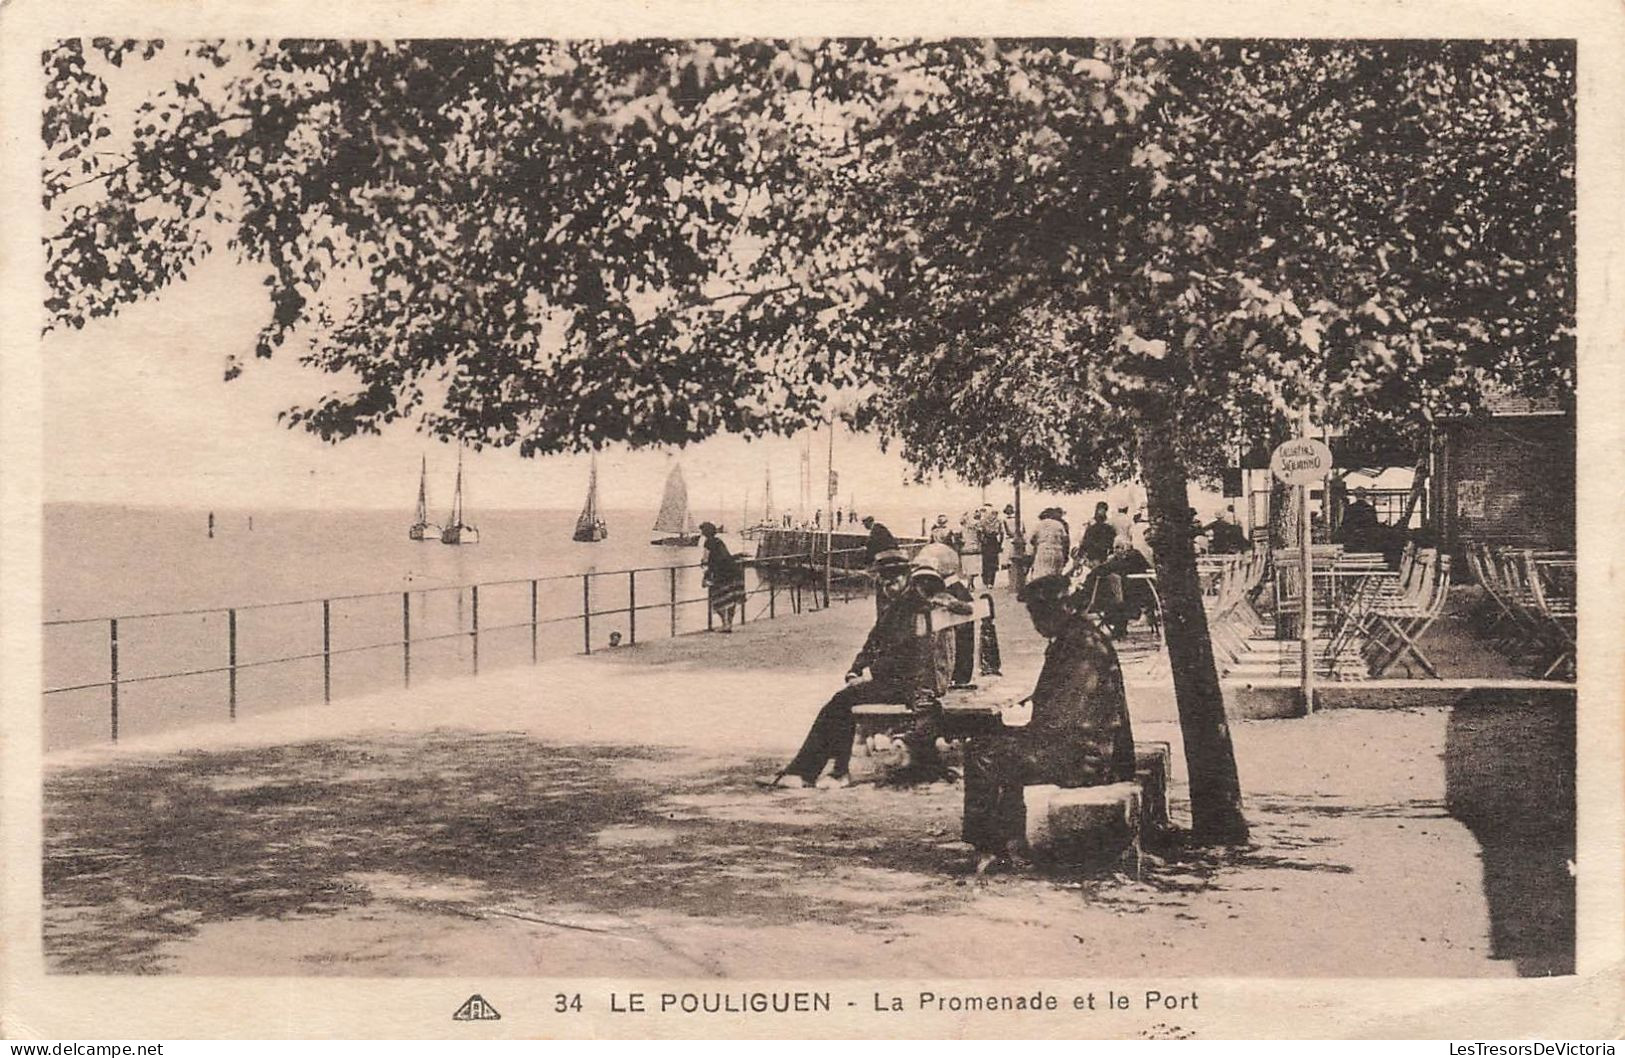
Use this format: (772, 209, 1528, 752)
(1431, 394, 1575, 555)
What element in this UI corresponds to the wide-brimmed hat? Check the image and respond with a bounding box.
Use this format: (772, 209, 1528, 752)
(698, 521, 718, 535)
(908, 565, 947, 589)
(912, 542, 961, 580)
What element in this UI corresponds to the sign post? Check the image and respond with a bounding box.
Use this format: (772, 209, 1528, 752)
(1271, 434, 1333, 714)
(825, 425, 836, 605)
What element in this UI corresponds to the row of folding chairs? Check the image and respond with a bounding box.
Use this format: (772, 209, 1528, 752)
(1268, 543, 1363, 640)
(1310, 543, 1456, 677)
(1204, 551, 1270, 675)
(1464, 542, 1576, 679)
(1321, 543, 1423, 658)
(1351, 552, 1453, 677)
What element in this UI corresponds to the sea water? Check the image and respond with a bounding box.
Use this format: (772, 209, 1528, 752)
(41, 503, 759, 750)
(40, 503, 938, 750)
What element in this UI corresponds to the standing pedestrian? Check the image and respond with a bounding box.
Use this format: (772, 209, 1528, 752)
(1028, 508, 1071, 580)
(699, 522, 745, 633)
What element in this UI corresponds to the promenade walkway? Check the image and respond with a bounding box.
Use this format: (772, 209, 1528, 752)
(43, 582, 1573, 978)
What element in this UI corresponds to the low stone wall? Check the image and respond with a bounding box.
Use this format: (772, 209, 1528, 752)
(1124, 678, 1577, 722)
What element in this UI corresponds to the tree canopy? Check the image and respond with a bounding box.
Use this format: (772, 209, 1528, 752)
(46, 38, 1574, 478)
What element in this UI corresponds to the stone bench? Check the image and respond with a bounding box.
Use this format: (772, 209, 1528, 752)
(848, 716, 1173, 874)
(1025, 740, 1171, 877)
(1024, 781, 1144, 876)
(851, 700, 999, 750)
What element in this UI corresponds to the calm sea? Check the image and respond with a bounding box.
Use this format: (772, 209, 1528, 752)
(41, 503, 929, 750)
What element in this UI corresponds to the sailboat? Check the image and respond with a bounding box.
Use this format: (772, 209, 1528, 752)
(572, 455, 608, 542)
(439, 449, 480, 545)
(650, 463, 700, 546)
(408, 455, 437, 540)
(743, 466, 778, 540)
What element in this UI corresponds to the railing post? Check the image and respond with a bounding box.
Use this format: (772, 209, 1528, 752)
(769, 580, 776, 619)
(669, 567, 678, 638)
(531, 579, 539, 663)
(228, 608, 238, 720)
(582, 574, 592, 655)
(108, 618, 119, 743)
(402, 592, 411, 689)
(628, 571, 637, 645)
(322, 600, 332, 704)
(471, 584, 480, 675)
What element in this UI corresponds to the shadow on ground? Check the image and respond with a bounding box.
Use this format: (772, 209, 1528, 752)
(43, 731, 971, 973)
(43, 695, 1575, 977)
(1444, 690, 1575, 976)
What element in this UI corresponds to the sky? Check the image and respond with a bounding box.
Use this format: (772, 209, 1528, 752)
(41, 252, 1139, 518)
(36, 41, 1232, 523)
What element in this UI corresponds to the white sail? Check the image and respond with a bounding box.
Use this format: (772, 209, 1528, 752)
(652, 464, 691, 534)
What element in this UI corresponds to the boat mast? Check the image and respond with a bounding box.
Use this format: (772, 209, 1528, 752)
(449, 449, 464, 527)
(416, 455, 429, 524)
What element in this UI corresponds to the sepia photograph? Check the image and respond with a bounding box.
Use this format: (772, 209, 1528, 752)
(3, 7, 1621, 1042)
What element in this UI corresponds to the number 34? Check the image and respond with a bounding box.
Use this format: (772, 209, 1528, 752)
(555, 993, 583, 1013)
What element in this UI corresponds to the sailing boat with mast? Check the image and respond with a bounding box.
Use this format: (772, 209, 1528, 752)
(743, 465, 778, 540)
(408, 455, 437, 540)
(572, 455, 608, 542)
(439, 449, 480, 545)
(650, 462, 699, 546)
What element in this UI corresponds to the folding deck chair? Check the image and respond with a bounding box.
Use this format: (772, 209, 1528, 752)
(1360, 554, 1452, 677)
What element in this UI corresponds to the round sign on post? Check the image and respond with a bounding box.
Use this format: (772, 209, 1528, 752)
(1270, 437, 1334, 487)
(1270, 434, 1331, 715)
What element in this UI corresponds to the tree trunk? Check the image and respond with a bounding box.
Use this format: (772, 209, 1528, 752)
(1139, 429, 1251, 845)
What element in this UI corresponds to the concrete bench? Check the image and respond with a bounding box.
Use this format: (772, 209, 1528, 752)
(850, 700, 999, 750)
(1025, 781, 1143, 875)
(1023, 742, 1171, 876)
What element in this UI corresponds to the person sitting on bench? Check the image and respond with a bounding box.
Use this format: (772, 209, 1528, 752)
(962, 573, 1137, 874)
(914, 541, 980, 689)
(1076, 540, 1154, 640)
(761, 563, 970, 790)
(869, 548, 912, 617)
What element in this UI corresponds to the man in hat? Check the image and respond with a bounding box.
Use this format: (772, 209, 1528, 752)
(1079, 501, 1117, 568)
(762, 562, 969, 789)
(962, 573, 1137, 873)
(860, 515, 899, 565)
(975, 503, 1005, 589)
(870, 547, 912, 617)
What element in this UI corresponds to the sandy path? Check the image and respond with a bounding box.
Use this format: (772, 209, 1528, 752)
(43, 593, 1572, 977)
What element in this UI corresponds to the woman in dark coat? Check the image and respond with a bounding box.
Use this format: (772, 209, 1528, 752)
(699, 522, 746, 632)
(962, 574, 1137, 871)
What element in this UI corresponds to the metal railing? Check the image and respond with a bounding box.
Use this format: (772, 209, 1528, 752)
(43, 545, 891, 744)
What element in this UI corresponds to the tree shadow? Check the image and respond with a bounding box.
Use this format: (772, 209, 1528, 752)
(42, 732, 977, 973)
(1443, 689, 1576, 976)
